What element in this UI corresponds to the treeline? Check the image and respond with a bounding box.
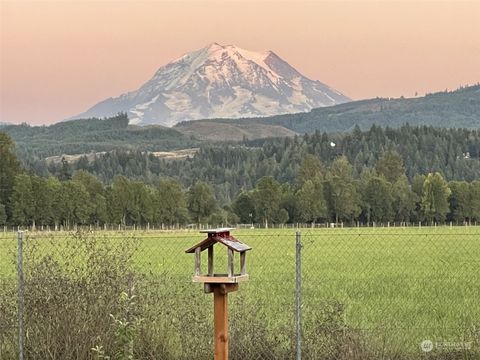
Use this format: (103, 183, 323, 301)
(2, 131, 480, 227)
(5, 172, 234, 227)
(35, 124, 480, 204)
(236, 84, 480, 133)
(2, 113, 199, 159)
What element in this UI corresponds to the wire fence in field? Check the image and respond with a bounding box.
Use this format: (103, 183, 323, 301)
(0, 228, 479, 359)
(301, 229, 480, 359)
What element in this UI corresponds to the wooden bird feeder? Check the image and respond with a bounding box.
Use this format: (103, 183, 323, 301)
(185, 228, 251, 360)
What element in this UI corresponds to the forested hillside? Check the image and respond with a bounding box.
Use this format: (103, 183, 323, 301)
(21, 125, 480, 205)
(176, 85, 480, 137)
(1, 114, 201, 159)
(5, 85, 480, 159)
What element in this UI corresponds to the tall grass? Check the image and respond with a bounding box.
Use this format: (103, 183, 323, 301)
(0, 229, 479, 359)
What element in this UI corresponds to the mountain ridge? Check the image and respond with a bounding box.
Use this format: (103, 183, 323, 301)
(174, 84, 480, 139)
(3, 85, 479, 155)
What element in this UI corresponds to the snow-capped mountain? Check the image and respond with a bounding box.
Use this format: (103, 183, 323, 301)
(71, 43, 351, 126)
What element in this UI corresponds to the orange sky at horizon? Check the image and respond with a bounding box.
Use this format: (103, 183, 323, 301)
(1, 1, 479, 125)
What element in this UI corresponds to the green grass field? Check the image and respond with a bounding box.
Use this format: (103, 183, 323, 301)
(1, 226, 479, 358)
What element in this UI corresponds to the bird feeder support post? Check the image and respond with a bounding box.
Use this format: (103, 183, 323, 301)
(214, 285, 229, 360)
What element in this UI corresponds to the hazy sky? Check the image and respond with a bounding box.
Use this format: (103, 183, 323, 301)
(1, 0, 479, 125)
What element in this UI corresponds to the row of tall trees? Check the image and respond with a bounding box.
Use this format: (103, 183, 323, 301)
(6, 172, 237, 227)
(2, 131, 480, 227)
(3, 157, 479, 227)
(231, 154, 465, 226)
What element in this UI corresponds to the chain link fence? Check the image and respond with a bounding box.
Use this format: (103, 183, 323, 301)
(0, 227, 479, 359)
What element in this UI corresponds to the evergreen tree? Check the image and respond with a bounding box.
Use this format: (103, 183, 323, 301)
(448, 181, 471, 223)
(46, 177, 62, 227)
(232, 191, 256, 224)
(277, 208, 289, 224)
(11, 174, 35, 226)
(0, 203, 6, 226)
(375, 150, 405, 183)
(93, 194, 108, 225)
(421, 173, 451, 223)
(208, 206, 239, 226)
(279, 184, 300, 224)
(392, 175, 417, 222)
(130, 181, 155, 226)
(59, 157, 72, 181)
(296, 178, 327, 224)
(31, 176, 54, 227)
(0, 132, 21, 219)
(411, 174, 426, 221)
(59, 181, 91, 226)
(324, 156, 360, 223)
(297, 154, 323, 185)
(363, 176, 394, 223)
(108, 176, 133, 225)
(470, 181, 480, 222)
(157, 179, 189, 225)
(253, 176, 281, 227)
(72, 170, 104, 198)
(358, 168, 376, 224)
(187, 181, 217, 223)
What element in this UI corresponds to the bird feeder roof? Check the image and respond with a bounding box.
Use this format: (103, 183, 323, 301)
(185, 228, 251, 253)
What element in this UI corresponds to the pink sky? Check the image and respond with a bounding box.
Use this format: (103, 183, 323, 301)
(1, 0, 479, 125)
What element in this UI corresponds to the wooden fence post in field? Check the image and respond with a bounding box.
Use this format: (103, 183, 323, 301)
(17, 231, 25, 360)
(295, 231, 302, 360)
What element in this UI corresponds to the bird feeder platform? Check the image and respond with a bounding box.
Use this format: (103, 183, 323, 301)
(185, 228, 252, 360)
(185, 227, 251, 286)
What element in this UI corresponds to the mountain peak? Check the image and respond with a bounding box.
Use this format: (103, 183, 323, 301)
(206, 42, 227, 50)
(203, 43, 271, 65)
(71, 43, 351, 126)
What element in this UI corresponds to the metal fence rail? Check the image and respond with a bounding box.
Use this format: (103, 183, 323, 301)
(0, 228, 479, 359)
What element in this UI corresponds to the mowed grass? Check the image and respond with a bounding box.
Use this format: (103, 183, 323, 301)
(1, 226, 479, 355)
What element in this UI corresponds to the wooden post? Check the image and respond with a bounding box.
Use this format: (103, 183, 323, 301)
(227, 249, 234, 277)
(213, 285, 229, 360)
(240, 252, 246, 275)
(208, 246, 214, 276)
(195, 247, 201, 276)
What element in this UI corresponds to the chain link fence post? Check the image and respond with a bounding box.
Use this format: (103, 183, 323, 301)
(295, 231, 302, 360)
(17, 231, 24, 360)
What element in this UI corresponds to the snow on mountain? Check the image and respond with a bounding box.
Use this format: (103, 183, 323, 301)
(70, 43, 351, 126)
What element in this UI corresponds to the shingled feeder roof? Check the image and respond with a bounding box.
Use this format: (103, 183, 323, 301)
(185, 228, 252, 253)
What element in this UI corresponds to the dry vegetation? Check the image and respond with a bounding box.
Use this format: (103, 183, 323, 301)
(1, 228, 479, 359)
